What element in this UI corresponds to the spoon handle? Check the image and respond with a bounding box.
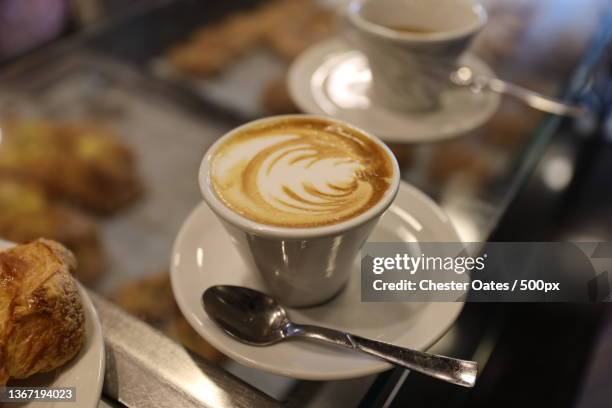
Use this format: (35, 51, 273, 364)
(448, 67, 586, 118)
(484, 77, 586, 118)
(287, 324, 477, 387)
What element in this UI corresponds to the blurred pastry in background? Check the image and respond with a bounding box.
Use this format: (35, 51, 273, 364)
(262, 2, 335, 61)
(167, 11, 263, 78)
(0, 119, 142, 214)
(167, 44, 233, 78)
(111, 271, 224, 363)
(199, 13, 264, 51)
(166, 0, 334, 77)
(0, 177, 105, 285)
(0, 239, 85, 386)
(261, 75, 298, 114)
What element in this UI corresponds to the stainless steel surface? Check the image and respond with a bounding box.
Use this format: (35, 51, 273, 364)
(450, 66, 586, 118)
(91, 292, 280, 408)
(203, 286, 478, 388)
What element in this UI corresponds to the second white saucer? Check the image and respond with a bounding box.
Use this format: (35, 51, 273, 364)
(288, 38, 500, 143)
(170, 182, 463, 380)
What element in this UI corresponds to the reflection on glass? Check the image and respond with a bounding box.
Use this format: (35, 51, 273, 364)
(541, 154, 573, 192)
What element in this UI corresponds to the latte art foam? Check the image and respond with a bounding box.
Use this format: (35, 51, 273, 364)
(211, 118, 394, 227)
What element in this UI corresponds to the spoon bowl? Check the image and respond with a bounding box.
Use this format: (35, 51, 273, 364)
(203, 285, 289, 345)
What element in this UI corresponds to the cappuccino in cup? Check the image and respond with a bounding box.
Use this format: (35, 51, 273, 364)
(200, 115, 400, 307)
(210, 116, 394, 228)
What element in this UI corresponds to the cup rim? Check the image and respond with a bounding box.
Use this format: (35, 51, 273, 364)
(347, 0, 487, 43)
(199, 114, 401, 239)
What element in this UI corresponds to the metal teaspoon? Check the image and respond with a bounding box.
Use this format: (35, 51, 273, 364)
(202, 285, 477, 387)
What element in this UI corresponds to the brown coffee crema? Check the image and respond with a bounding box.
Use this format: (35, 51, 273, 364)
(211, 117, 394, 228)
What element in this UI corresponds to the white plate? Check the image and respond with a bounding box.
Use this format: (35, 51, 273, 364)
(170, 182, 463, 380)
(0, 240, 105, 408)
(288, 37, 500, 143)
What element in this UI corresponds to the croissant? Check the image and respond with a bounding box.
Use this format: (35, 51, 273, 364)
(0, 239, 85, 386)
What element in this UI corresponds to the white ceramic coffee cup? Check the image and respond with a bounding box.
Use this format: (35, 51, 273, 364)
(199, 115, 400, 307)
(342, 0, 487, 112)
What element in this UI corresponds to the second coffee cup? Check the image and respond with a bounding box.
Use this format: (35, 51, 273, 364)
(342, 0, 487, 112)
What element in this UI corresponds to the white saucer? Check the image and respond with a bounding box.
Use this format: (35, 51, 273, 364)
(170, 182, 463, 380)
(0, 240, 105, 408)
(288, 38, 500, 143)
